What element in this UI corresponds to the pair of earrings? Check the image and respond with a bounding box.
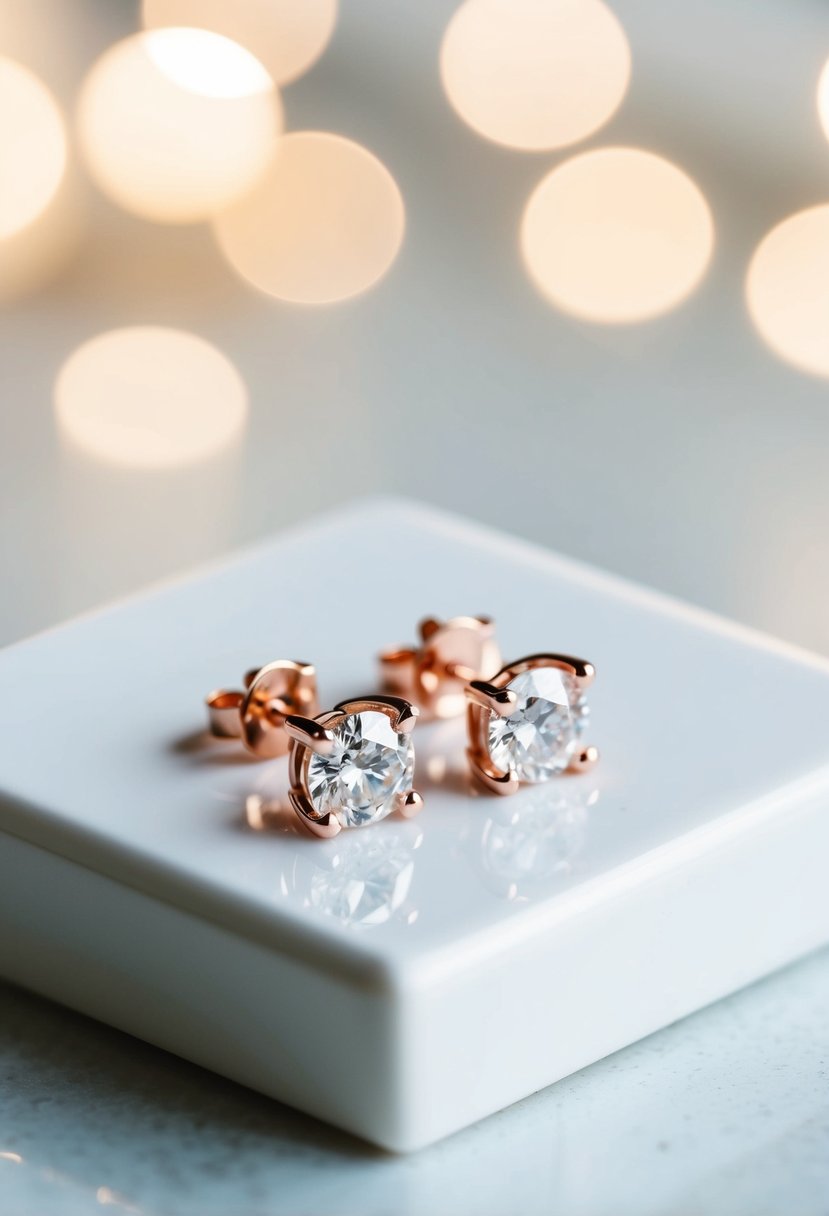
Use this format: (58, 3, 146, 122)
(206, 616, 597, 839)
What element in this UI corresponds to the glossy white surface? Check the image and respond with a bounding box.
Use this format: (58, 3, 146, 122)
(1, 499, 829, 1151)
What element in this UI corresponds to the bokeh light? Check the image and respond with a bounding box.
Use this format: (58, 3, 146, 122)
(77, 30, 281, 223)
(143, 26, 272, 97)
(0, 57, 66, 239)
(213, 131, 405, 304)
(440, 0, 630, 151)
(747, 206, 829, 379)
(142, 0, 338, 86)
(54, 328, 248, 468)
(817, 58, 829, 144)
(521, 147, 714, 324)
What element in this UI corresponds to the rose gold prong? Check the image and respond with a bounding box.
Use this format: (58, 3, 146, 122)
(284, 715, 335, 756)
(568, 744, 599, 773)
(466, 680, 518, 718)
(571, 660, 595, 688)
(466, 751, 520, 796)
(394, 702, 420, 734)
(289, 790, 342, 837)
(398, 790, 424, 818)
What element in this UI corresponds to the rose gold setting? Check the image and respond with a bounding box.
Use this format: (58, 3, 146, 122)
(205, 659, 319, 759)
(465, 653, 598, 796)
(378, 615, 501, 719)
(287, 695, 423, 838)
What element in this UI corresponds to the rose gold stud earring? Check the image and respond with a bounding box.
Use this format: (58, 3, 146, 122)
(378, 615, 501, 719)
(206, 659, 319, 759)
(465, 654, 598, 796)
(284, 695, 423, 837)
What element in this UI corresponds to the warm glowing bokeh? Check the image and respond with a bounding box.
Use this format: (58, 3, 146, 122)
(143, 26, 272, 97)
(521, 147, 714, 323)
(817, 58, 829, 143)
(77, 30, 281, 223)
(54, 328, 248, 468)
(440, 0, 630, 151)
(0, 57, 66, 240)
(213, 131, 405, 304)
(142, 0, 337, 86)
(747, 206, 829, 379)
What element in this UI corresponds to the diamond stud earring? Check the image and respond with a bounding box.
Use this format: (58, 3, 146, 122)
(206, 660, 319, 759)
(284, 695, 423, 837)
(465, 654, 598, 796)
(378, 615, 501, 719)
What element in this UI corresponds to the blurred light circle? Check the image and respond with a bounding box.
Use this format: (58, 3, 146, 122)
(213, 131, 405, 304)
(55, 328, 248, 468)
(521, 147, 714, 324)
(143, 27, 272, 97)
(0, 57, 67, 239)
(747, 206, 829, 379)
(440, 0, 630, 151)
(77, 30, 281, 223)
(0, 170, 83, 303)
(817, 59, 829, 143)
(142, 0, 337, 86)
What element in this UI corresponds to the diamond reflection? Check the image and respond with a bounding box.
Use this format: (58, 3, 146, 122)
(279, 825, 423, 928)
(473, 784, 597, 901)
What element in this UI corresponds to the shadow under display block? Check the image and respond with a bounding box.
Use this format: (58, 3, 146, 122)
(1, 498, 828, 1151)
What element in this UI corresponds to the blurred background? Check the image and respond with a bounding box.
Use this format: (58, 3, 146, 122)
(2, 0, 829, 657)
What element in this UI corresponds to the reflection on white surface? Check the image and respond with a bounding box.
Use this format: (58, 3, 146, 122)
(78, 31, 281, 222)
(521, 147, 714, 323)
(440, 0, 630, 152)
(0, 57, 66, 240)
(746, 205, 829, 380)
(142, 0, 338, 86)
(279, 826, 422, 928)
(54, 327, 248, 468)
(213, 131, 405, 304)
(472, 784, 596, 900)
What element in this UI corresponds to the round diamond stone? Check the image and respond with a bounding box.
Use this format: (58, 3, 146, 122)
(487, 667, 586, 783)
(307, 710, 415, 828)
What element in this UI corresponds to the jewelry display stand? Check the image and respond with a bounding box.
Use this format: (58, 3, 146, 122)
(1, 498, 828, 1151)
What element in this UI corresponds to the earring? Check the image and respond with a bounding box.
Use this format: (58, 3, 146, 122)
(378, 615, 501, 719)
(284, 695, 423, 837)
(465, 654, 598, 795)
(206, 660, 319, 759)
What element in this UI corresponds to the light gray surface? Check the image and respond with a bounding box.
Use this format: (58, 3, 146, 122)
(2, 0, 829, 1209)
(2, 949, 829, 1216)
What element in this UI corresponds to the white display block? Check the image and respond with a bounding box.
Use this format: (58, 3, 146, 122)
(1, 498, 829, 1152)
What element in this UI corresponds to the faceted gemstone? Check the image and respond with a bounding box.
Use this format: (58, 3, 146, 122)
(487, 666, 587, 783)
(307, 710, 414, 828)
